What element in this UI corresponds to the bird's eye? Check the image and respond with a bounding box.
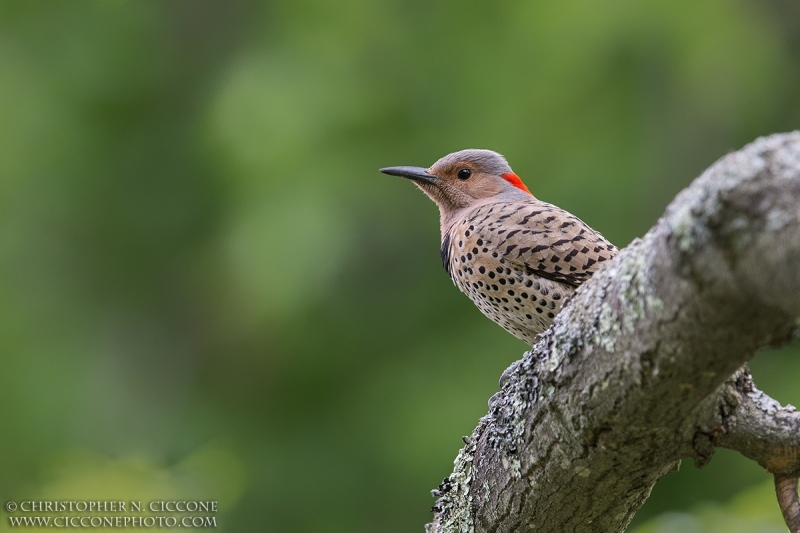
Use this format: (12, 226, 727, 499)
(457, 168, 472, 180)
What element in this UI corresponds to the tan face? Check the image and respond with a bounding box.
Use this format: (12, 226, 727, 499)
(419, 159, 508, 212)
(379, 149, 531, 221)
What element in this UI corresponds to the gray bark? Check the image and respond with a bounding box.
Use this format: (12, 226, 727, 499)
(426, 132, 800, 533)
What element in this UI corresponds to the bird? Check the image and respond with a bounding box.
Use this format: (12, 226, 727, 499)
(380, 149, 618, 345)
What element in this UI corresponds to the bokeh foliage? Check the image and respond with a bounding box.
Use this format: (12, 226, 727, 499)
(0, 1, 799, 531)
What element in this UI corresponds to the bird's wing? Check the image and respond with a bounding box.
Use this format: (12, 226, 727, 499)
(464, 200, 618, 287)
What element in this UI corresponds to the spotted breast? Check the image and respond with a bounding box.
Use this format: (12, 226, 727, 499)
(442, 200, 618, 344)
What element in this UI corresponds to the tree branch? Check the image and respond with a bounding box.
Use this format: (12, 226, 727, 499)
(706, 371, 800, 529)
(426, 132, 800, 533)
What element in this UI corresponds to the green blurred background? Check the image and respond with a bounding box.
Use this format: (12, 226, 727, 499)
(0, 0, 799, 531)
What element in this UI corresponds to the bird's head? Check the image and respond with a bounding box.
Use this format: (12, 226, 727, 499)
(380, 149, 533, 226)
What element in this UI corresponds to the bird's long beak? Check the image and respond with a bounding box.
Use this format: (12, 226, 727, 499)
(379, 166, 439, 185)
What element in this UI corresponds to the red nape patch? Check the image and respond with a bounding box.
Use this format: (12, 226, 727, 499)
(501, 173, 533, 196)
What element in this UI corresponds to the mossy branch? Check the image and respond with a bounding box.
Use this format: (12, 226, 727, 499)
(427, 132, 800, 533)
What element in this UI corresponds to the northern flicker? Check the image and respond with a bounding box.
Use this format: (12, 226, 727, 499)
(381, 149, 618, 345)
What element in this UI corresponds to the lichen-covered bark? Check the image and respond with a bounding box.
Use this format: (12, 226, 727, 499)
(427, 132, 800, 533)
